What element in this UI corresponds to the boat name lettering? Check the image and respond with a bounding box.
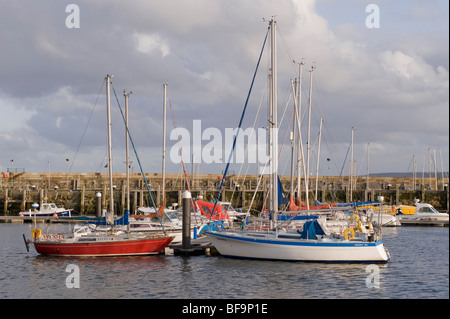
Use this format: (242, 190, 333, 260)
(41, 234, 66, 240)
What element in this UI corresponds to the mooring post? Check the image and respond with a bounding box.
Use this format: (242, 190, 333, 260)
(95, 192, 102, 217)
(182, 190, 191, 250)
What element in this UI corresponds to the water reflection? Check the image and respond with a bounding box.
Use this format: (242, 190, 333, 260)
(1, 223, 448, 299)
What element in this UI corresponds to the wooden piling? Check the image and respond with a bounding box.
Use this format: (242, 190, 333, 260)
(0, 172, 448, 216)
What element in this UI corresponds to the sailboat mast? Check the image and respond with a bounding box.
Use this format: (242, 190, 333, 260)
(124, 90, 132, 214)
(269, 19, 278, 217)
(412, 154, 415, 191)
(305, 66, 314, 210)
(366, 143, 370, 191)
(289, 78, 296, 200)
(296, 61, 304, 203)
(439, 149, 444, 190)
(433, 149, 437, 190)
(106, 75, 114, 221)
(314, 117, 323, 201)
(162, 83, 167, 207)
(350, 126, 355, 202)
(291, 80, 308, 208)
(428, 147, 431, 189)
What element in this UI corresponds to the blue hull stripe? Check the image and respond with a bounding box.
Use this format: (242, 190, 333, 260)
(205, 232, 384, 248)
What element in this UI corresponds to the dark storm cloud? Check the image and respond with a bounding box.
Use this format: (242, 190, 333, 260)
(0, 0, 448, 175)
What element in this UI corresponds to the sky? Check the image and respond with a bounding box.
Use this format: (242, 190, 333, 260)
(0, 0, 448, 177)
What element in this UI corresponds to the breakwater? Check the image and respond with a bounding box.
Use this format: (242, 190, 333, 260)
(1, 172, 448, 215)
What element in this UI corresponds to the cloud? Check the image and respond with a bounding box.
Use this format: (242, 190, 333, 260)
(133, 32, 170, 57)
(0, 0, 448, 175)
(380, 50, 449, 89)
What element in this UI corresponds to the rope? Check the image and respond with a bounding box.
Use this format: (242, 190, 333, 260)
(229, 81, 267, 205)
(69, 78, 105, 172)
(331, 143, 350, 203)
(259, 105, 295, 215)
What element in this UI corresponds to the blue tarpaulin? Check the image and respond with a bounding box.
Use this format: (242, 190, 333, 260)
(198, 221, 225, 235)
(89, 211, 130, 226)
(277, 176, 289, 206)
(300, 220, 325, 239)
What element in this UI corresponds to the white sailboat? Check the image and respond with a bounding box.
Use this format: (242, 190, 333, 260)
(207, 228, 389, 262)
(205, 19, 390, 262)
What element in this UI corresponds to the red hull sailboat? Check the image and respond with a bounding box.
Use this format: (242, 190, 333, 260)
(29, 75, 173, 257)
(32, 231, 173, 257)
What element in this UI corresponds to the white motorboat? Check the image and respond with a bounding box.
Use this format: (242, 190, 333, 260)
(19, 203, 73, 217)
(397, 201, 449, 226)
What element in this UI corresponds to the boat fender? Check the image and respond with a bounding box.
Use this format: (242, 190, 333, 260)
(31, 228, 42, 239)
(343, 228, 355, 240)
(391, 206, 396, 215)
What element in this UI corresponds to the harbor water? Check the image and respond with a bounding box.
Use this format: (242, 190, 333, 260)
(0, 223, 448, 299)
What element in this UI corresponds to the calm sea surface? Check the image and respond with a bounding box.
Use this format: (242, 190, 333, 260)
(0, 223, 448, 299)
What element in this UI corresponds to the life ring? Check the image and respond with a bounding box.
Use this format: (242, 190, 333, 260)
(31, 228, 42, 239)
(343, 228, 355, 240)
